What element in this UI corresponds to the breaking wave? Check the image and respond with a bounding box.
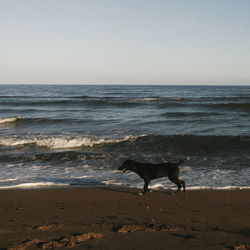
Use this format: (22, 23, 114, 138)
(0, 116, 24, 125)
(0, 182, 70, 189)
(0, 116, 95, 127)
(1, 134, 249, 154)
(134, 97, 160, 102)
(0, 135, 143, 149)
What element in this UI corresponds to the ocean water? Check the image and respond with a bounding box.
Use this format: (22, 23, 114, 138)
(0, 84, 249, 190)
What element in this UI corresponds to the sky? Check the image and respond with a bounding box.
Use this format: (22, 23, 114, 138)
(0, 0, 250, 85)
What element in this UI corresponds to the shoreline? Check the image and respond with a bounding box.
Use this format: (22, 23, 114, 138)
(1, 184, 250, 191)
(0, 188, 250, 249)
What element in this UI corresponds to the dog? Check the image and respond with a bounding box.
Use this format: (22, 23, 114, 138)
(118, 159, 185, 194)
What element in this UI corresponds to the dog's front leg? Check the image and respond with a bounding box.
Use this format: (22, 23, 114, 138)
(142, 179, 150, 194)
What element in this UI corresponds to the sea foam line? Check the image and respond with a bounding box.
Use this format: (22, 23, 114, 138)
(0, 177, 19, 183)
(101, 181, 250, 191)
(0, 116, 23, 125)
(134, 97, 160, 102)
(0, 182, 70, 189)
(0, 135, 144, 149)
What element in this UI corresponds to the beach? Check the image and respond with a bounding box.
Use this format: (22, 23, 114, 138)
(0, 188, 249, 250)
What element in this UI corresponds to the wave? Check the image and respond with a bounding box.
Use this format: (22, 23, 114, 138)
(2, 96, 249, 113)
(0, 116, 23, 124)
(149, 185, 250, 190)
(161, 111, 224, 118)
(192, 96, 250, 102)
(186, 186, 250, 190)
(1, 134, 249, 155)
(0, 135, 143, 149)
(0, 116, 100, 128)
(0, 151, 107, 163)
(0, 96, 188, 108)
(0, 98, 141, 108)
(0, 177, 19, 183)
(158, 100, 250, 109)
(0, 182, 70, 189)
(0, 116, 24, 125)
(205, 102, 250, 112)
(102, 180, 250, 190)
(0, 95, 34, 99)
(134, 97, 160, 102)
(0, 99, 86, 106)
(1, 179, 249, 190)
(115, 134, 250, 154)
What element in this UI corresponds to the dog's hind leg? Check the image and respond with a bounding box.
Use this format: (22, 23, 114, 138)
(168, 177, 183, 194)
(180, 180, 185, 192)
(142, 179, 150, 194)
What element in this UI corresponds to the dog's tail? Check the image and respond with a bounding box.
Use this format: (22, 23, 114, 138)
(176, 160, 183, 166)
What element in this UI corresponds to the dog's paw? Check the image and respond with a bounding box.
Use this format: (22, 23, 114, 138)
(138, 192, 143, 196)
(149, 189, 153, 193)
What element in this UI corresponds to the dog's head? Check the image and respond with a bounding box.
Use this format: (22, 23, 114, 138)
(118, 159, 133, 173)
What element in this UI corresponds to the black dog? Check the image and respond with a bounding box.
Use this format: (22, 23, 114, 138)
(118, 159, 185, 194)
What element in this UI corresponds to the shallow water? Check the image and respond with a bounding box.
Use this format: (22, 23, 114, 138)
(0, 85, 249, 189)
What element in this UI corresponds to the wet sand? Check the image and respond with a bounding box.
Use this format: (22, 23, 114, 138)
(0, 188, 249, 250)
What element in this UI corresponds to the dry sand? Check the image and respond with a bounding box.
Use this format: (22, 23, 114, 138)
(0, 188, 249, 250)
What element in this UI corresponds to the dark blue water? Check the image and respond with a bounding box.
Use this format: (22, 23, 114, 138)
(0, 85, 249, 189)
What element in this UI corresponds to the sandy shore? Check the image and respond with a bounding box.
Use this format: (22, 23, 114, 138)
(0, 188, 249, 250)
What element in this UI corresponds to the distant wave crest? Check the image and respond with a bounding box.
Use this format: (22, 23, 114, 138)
(0, 116, 24, 125)
(134, 97, 160, 102)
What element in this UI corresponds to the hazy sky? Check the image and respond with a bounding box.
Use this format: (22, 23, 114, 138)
(1, 0, 250, 85)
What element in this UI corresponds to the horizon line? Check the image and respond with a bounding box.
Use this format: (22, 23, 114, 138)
(0, 83, 250, 86)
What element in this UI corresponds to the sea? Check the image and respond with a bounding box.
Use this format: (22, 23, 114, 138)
(0, 84, 249, 190)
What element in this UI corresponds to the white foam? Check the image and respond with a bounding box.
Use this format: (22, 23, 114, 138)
(0, 177, 19, 183)
(134, 97, 160, 102)
(102, 180, 125, 186)
(0, 182, 69, 189)
(101, 180, 250, 191)
(73, 175, 94, 179)
(0, 134, 143, 149)
(185, 186, 250, 190)
(0, 116, 23, 125)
